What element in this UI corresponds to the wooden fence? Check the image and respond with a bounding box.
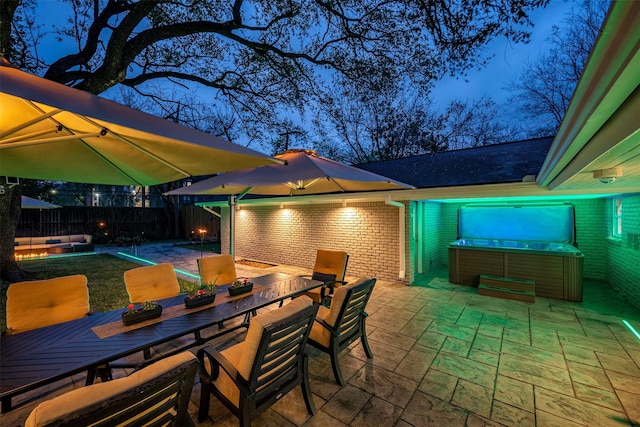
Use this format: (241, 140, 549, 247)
(16, 206, 220, 243)
(180, 205, 221, 242)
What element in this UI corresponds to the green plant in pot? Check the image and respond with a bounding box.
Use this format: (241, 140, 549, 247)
(228, 278, 253, 296)
(122, 300, 162, 325)
(184, 277, 217, 308)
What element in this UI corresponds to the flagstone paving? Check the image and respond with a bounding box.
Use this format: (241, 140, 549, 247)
(2, 242, 639, 426)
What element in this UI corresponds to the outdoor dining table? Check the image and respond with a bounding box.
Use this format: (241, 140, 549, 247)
(0, 273, 322, 413)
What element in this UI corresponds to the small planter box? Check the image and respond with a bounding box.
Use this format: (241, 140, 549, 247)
(121, 306, 163, 326)
(228, 283, 253, 297)
(184, 293, 216, 309)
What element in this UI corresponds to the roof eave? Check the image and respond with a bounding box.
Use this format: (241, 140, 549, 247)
(536, 0, 640, 189)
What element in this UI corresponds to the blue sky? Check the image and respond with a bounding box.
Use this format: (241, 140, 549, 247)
(32, 0, 578, 120)
(430, 0, 576, 107)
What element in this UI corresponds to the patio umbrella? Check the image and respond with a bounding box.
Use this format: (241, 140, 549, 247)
(166, 149, 413, 196)
(21, 195, 61, 209)
(20, 196, 61, 249)
(0, 61, 281, 186)
(166, 149, 414, 254)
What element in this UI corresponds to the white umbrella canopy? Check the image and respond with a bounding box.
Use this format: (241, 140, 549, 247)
(167, 149, 414, 255)
(167, 149, 414, 196)
(21, 195, 61, 209)
(0, 62, 281, 186)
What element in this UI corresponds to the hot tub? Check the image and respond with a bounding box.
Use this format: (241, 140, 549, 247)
(448, 239, 584, 301)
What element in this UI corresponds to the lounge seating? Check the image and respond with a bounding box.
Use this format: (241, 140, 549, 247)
(24, 351, 198, 427)
(124, 262, 181, 303)
(197, 296, 318, 425)
(14, 234, 94, 253)
(198, 255, 237, 285)
(302, 249, 349, 304)
(5, 275, 90, 334)
(308, 278, 376, 386)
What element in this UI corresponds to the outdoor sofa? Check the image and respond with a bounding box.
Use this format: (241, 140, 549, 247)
(14, 234, 94, 254)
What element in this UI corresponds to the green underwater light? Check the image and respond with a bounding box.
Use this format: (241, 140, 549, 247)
(116, 252, 201, 280)
(622, 320, 640, 341)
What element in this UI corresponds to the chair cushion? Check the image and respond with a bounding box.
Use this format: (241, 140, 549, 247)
(124, 263, 180, 303)
(311, 272, 336, 283)
(6, 275, 89, 334)
(25, 351, 196, 427)
(313, 250, 348, 280)
(211, 343, 245, 407)
(197, 255, 237, 285)
(308, 278, 370, 346)
(309, 305, 333, 347)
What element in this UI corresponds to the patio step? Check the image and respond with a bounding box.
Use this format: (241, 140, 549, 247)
(478, 274, 535, 303)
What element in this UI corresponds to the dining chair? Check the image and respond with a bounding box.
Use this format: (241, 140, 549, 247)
(24, 351, 198, 427)
(308, 277, 376, 386)
(197, 296, 319, 426)
(198, 254, 237, 285)
(301, 249, 349, 304)
(123, 262, 181, 303)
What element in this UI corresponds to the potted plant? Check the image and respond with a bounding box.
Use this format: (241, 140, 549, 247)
(228, 278, 254, 296)
(184, 279, 217, 309)
(121, 301, 162, 325)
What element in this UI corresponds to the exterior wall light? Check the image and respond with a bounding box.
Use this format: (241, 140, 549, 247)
(593, 167, 622, 184)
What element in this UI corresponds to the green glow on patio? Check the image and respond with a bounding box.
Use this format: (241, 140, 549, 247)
(116, 252, 201, 280)
(622, 320, 640, 340)
(117, 252, 156, 265)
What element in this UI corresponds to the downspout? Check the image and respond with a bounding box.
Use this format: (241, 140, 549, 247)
(385, 196, 406, 280)
(228, 195, 236, 256)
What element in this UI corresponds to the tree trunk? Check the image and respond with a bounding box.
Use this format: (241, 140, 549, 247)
(0, 179, 33, 282)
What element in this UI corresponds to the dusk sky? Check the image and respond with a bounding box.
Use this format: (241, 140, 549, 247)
(430, 0, 577, 108)
(32, 0, 579, 116)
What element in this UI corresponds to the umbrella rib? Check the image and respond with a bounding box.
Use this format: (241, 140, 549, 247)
(0, 105, 63, 139)
(329, 177, 347, 192)
(17, 101, 145, 185)
(0, 128, 68, 144)
(0, 132, 103, 148)
(77, 114, 192, 179)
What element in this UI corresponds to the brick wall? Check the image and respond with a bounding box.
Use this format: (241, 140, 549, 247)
(606, 194, 640, 309)
(439, 203, 461, 262)
(218, 195, 637, 299)
(572, 199, 607, 280)
(420, 201, 443, 272)
(221, 201, 406, 283)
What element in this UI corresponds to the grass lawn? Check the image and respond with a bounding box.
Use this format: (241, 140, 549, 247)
(0, 253, 196, 333)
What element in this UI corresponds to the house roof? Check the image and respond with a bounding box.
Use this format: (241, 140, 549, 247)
(355, 137, 554, 189)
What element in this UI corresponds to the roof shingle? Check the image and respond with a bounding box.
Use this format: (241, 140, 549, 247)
(355, 137, 554, 188)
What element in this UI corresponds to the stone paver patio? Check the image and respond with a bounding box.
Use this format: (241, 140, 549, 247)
(2, 242, 639, 426)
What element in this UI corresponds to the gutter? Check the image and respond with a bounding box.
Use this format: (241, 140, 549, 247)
(385, 196, 406, 280)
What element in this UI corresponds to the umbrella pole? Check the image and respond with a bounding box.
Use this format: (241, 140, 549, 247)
(228, 195, 236, 257)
